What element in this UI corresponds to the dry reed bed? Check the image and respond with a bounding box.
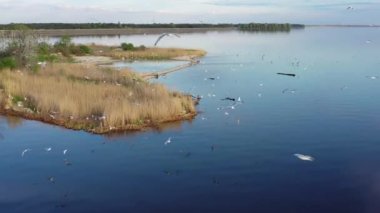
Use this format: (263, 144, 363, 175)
(0, 64, 196, 133)
(91, 45, 207, 60)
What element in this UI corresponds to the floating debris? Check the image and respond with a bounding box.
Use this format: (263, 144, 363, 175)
(282, 88, 297, 94)
(44, 147, 52, 152)
(294, 153, 314, 162)
(277, 72, 296, 77)
(63, 149, 68, 155)
(221, 97, 236, 102)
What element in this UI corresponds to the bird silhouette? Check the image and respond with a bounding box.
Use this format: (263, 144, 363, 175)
(154, 33, 180, 46)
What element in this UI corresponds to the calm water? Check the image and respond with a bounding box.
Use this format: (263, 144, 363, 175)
(1, 27, 380, 213)
(112, 60, 187, 72)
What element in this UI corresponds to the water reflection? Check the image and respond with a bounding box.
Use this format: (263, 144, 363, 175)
(5, 116, 23, 128)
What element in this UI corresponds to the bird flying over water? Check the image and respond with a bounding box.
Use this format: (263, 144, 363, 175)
(154, 33, 180, 46)
(366, 76, 378, 80)
(21, 149, 31, 157)
(164, 137, 172, 145)
(294, 153, 314, 162)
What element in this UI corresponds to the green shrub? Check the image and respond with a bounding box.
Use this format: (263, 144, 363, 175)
(37, 54, 58, 62)
(121, 42, 135, 51)
(70, 45, 92, 56)
(54, 36, 73, 57)
(37, 42, 52, 55)
(138, 45, 146, 51)
(11, 95, 24, 104)
(78, 45, 92, 54)
(0, 57, 17, 70)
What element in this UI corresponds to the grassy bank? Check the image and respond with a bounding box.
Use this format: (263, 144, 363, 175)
(0, 63, 197, 133)
(91, 45, 206, 61)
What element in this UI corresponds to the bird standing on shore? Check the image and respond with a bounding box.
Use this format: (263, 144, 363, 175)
(154, 33, 180, 46)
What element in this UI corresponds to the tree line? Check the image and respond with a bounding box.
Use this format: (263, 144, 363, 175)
(239, 23, 305, 32)
(0, 23, 305, 31)
(0, 23, 237, 30)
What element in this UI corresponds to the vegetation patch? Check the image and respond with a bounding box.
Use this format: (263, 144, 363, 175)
(0, 25, 203, 134)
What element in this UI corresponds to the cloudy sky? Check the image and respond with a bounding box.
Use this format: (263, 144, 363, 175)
(0, 0, 379, 24)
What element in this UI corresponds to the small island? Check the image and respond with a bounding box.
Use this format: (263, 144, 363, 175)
(0, 25, 206, 134)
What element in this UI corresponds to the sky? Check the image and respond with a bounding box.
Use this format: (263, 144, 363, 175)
(0, 0, 379, 25)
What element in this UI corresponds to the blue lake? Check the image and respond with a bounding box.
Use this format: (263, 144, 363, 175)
(1, 27, 380, 213)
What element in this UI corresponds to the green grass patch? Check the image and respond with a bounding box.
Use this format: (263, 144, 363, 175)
(0, 57, 17, 70)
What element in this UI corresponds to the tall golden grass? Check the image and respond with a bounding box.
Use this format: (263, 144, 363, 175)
(0, 64, 196, 132)
(91, 45, 206, 60)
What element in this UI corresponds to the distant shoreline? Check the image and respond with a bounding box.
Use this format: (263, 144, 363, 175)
(32, 25, 380, 37)
(30, 27, 236, 37)
(306, 24, 380, 28)
(1, 25, 378, 37)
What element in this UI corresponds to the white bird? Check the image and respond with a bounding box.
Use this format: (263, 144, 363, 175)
(21, 149, 31, 157)
(366, 76, 378, 80)
(154, 33, 180, 46)
(45, 147, 52, 152)
(63, 149, 68, 155)
(294, 153, 314, 161)
(164, 137, 172, 145)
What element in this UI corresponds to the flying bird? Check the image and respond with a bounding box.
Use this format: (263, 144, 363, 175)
(154, 33, 180, 46)
(366, 76, 378, 80)
(21, 149, 31, 157)
(294, 153, 314, 162)
(164, 137, 172, 145)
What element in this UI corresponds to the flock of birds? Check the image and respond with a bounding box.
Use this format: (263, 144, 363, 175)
(21, 147, 68, 157)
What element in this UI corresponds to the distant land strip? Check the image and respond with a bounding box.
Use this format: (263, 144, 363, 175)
(0, 23, 307, 36)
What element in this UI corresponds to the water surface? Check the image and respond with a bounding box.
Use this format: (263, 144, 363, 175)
(1, 27, 380, 213)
